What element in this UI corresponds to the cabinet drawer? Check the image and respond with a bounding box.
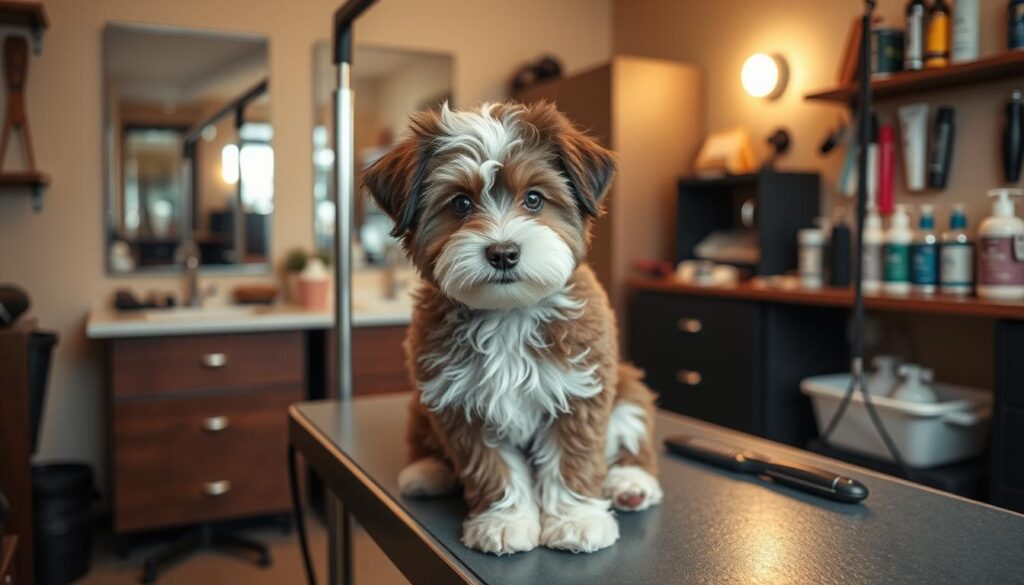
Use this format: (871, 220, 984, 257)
(112, 332, 303, 397)
(630, 293, 758, 363)
(113, 387, 300, 532)
(642, 354, 757, 433)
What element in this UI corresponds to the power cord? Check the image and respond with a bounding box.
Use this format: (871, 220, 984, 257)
(820, 0, 914, 483)
(289, 444, 319, 585)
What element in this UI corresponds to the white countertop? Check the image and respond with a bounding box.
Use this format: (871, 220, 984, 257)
(86, 271, 417, 339)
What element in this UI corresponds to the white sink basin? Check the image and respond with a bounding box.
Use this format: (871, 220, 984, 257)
(143, 305, 267, 322)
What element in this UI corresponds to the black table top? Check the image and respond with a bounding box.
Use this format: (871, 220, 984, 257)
(290, 395, 1024, 585)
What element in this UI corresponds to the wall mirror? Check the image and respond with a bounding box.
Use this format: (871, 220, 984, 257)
(103, 23, 272, 274)
(312, 42, 453, 264)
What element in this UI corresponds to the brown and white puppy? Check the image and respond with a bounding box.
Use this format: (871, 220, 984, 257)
(362, 102, 662, 555)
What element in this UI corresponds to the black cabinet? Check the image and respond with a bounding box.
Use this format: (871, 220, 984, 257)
(630, 292, 760, 434)
(992, 321, 1024, 513)
(630, 291, 847, 446)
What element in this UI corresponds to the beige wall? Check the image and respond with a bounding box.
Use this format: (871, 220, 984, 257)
(0, 0, 611, 489)
(614, 0, 1017, 224)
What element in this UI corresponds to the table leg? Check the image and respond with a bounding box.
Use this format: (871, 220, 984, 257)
(327, 493, 354, 585)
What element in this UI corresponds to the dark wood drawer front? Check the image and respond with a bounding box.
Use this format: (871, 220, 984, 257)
(629, 293, 757, 363)
(113, 387, 300, 532)
(642, 354, 757, 433)
(112, 332, 303, 397)
(328, 326, 411, 396)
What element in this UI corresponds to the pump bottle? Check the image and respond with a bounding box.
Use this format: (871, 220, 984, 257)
(978, 188, 1024, 300)
(884, 204, 913, 296)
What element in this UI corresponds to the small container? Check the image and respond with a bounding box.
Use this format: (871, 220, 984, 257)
(925, 0, 951, 68)
(867, 355, 903, 396)
(299, 257, 330, 310)
(884, 204, 913, 296)
(905, 0, 926, 70)
(801, 373, 992, 468)
(940, 204, 974, 296)
(951, 0, 979, 63)
(891, 364, 938, 403)
(911, 204, 939, 295)
(1010, 0, 1024, 50)
(798, 227, 825, 289)
(862, 209, 885, 294)
(871, 27, 904, 77)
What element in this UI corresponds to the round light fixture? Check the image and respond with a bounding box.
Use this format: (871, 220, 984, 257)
(741, 53, 788, 99)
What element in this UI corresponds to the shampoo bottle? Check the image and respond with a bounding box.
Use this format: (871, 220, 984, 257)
(884, 204, 914, 296)
(978, 188, 1024, 300)
(862, 208, 885, 294)
(884, 205, 917, 297)
(905, 0, 926, 70)
(940, 204, 974, 296)
(925, 0, 951, 68)
(911, 204, 939, 295)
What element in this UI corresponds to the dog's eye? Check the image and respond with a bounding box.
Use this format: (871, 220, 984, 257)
(524, 190, 544, 211)
(450, 195, 473, 216)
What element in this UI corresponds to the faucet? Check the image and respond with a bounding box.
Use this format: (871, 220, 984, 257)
(176, 240, 202, 307)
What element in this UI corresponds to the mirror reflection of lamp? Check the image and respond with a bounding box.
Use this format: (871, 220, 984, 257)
(741, 53, 788, 100)
(221, 144, 239, 185)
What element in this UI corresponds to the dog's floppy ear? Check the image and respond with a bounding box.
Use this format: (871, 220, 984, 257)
(525, 102, 616, 216)
(361, 111, 439, 237)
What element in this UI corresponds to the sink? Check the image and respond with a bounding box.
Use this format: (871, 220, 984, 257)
(143, 305, 267, 322)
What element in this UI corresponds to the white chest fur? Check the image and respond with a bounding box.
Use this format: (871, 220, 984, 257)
(418, 289, 601, 447)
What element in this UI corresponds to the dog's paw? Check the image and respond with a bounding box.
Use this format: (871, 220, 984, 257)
(398, 457, 457, 497)
(540, 508, 619, 553)
(603, 465, 663, 512)
(461, 510, 540, 555)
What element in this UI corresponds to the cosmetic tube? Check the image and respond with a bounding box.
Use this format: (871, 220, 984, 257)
(1005, 90, 1023, 183)
(928, 106, 955, 189)
(899, 103, 929, 192)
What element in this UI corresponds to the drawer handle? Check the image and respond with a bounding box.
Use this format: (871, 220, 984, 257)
(676, 318, 703, 334)
(202, 416, 230, 432)
(203, 480, 231, 496)
(676, 369, 702, 386)
(201, 353, 228, 368)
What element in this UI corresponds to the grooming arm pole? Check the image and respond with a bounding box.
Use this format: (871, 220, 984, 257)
(329, 4, 376, 585)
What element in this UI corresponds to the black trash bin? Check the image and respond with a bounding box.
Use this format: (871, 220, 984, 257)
(33, 463, 97, 585)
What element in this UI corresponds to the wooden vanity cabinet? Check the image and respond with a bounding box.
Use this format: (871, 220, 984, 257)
(108, 331, 303, 534)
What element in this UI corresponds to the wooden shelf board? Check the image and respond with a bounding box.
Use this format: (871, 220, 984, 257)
(0, 170, 48, 187)
(630, 277, 1024, 321)
(0, 1, 46, 30)
(805, 50, 1024, 103)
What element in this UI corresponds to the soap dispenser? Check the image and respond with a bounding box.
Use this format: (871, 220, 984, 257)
(867, 355, 902, 396)
(978, 188, 1024, 300)
(891, 364, 937, 403)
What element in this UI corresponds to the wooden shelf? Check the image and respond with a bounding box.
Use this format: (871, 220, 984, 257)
(630, 277, 1024, 321)
(0, 1, 47, 53)
(805, 50, 1024, 103)
(0, 170, 48, 211)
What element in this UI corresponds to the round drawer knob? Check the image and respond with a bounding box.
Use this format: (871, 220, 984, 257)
(202, 416, 230, 432)
(676, 318, 702, 334)
(203, 480, 231, 496)
(676, 369, 702, 386)
(201, 353, 228, 368)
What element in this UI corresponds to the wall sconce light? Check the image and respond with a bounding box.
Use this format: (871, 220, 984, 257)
(741, 53, 788, 99)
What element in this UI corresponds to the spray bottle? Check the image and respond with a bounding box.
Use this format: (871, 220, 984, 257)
(978, 188, 1024, 300)
(940, 204, 974, 296)
(884, 204, 913, 296)
(911, 204, 939, 295)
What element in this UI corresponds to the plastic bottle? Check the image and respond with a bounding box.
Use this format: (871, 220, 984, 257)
(830, 214, 852, 287)
(1011, 0, 1024, 50)
(884, 204, 913, 296)
(925, 0, 951, 68)
(862, 208, 885, 294)
(905, 0, 926, 70)
(911, 204, 939, 295)
(867, 355, 903, 396)
(940, 204, 974, 296)
(977, 188, 1024, 300)
(1003, 90, 1023, 184)
(951, 0, 980, 63)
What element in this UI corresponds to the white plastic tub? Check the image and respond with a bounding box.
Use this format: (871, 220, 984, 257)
(800, 374, 992, 469)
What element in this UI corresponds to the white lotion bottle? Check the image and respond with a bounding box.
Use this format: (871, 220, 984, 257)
(940, 204, 974, 296)
(884, 204, 914, 296)
(891, 364, 937, 403)
(978, 188, 1024, 300)
(862, 208, 885, 294)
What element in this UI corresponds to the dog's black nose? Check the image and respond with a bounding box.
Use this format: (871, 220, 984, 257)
(486, 242, 520, 270)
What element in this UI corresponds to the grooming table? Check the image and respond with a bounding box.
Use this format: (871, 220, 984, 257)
(289, 394, 1024, 585)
